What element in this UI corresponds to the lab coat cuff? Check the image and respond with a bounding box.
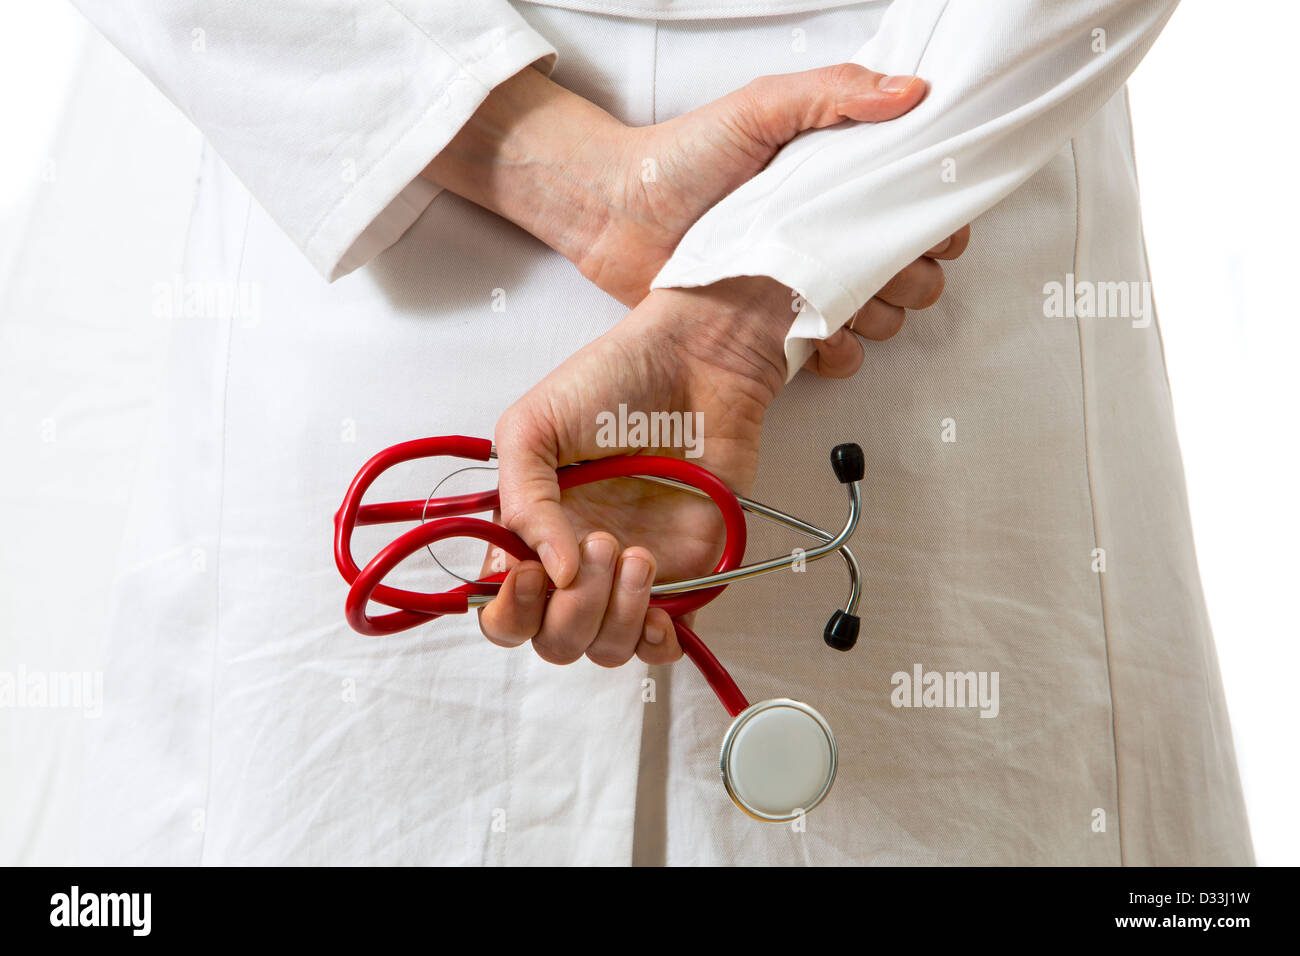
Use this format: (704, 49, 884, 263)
(650, 243, 862, 383)
(312, 31, 558, 282)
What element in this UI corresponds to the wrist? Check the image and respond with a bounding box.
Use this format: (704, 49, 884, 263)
(420, 65, 624, 267)
(643, 277, 795, 405)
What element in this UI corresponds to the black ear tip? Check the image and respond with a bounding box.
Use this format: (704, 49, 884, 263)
(824, 610, 860, 651)
(830, 443, 865, 484)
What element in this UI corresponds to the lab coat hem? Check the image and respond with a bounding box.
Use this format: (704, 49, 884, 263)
(650, 241, 862, 382)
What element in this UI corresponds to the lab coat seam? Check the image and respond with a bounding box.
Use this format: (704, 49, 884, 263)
(498, 652, 524, 865)
(177, 143, 211, 290)
(1068, 136, 1125, 867)
(513, 0, 870, 21)
(1120, 84, 1176, 405)
(196, 193, 254, 867)
(627, 21, 661, 863)
(650, 19, 658, 125)
(621, 662, 654, 865)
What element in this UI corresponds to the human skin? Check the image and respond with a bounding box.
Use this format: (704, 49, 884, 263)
(422, 64, 970, 368)
(421, 63, 971, 666)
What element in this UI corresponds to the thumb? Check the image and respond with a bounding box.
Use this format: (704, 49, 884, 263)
(494, 408, 581, 589)
(726, 63, 927, 149)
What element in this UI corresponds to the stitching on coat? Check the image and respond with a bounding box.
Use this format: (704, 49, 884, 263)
(514, 0, 869, 20)
(1069, 136, 1125, 867)
(197, 189, 254, 866)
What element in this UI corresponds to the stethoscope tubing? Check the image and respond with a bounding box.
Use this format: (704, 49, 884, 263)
(622, 475, 861, 613)
(334, 435, 860, 719)
(335, 435, 748, 627)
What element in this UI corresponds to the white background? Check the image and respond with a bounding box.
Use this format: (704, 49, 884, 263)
(1, 1, 1295, 864)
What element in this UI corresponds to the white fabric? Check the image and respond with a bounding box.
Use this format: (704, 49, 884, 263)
(56, 0, 1253, 865)
(517, 0, 868, 18)
(74, 0, 1178, 378)
(651, 0, 1179, 377)
(70, 0, 558, 281)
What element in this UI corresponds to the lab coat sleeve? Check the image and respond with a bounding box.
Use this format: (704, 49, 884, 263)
(69, 1, 558, 281)
(649, 0, 1178, 379)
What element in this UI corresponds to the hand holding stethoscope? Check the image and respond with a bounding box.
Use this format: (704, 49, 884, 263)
(335, 436, 863, 821)
(335, 284, 872, 821)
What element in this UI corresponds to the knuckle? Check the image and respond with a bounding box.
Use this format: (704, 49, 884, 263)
(532, 639, 582, 666)
(822, 61, 864, 93)
(493, 407, 527, 451)
(919, 264, 945, 307)
(534, 611, 602, 663)
(878, 270, 910, 301)
(586, 646, 632, 669)
(637, 644, 680, 665)
(744, 74, 779, 103)
(882, 309, 907, 339)
(479, 622, 525, 649)
(478, 609, 530, 646)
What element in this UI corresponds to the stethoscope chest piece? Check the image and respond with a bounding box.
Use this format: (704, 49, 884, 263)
(719, 698, 837, 822)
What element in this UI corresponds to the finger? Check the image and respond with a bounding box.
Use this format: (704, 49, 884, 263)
(635, 608, 683, 666)
(925, 224, 972, 261)
(876, 257, 945, 310)
(531, 532, 619, 665)
(803, 328, 864, 379)
(494, 407, 580, 588)
(726, 63, 927, 148)
(585, 548, 656, 668)
(478, 560, 548, 648)
(847, 297, 906, 341)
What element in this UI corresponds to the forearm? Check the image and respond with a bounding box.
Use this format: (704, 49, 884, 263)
(652, 0, 1177, 378)
(420, 65, 621, 271)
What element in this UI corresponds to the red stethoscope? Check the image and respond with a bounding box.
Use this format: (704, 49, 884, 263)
(334, 435, 865, 821)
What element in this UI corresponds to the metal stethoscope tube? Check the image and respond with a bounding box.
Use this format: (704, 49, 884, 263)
(457, 479, 860, 610)
(461, 450, 863, 629)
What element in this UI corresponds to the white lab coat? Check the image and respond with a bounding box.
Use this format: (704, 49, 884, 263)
(65, 0, 1253, 864)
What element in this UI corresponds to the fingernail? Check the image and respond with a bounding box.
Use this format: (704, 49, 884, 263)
(878, 74, 919, 94)
(515, 567, 546, 606)
(645, 621, 667, 645)
(618, 555, 653, 592)
(581, 535, 616, 571)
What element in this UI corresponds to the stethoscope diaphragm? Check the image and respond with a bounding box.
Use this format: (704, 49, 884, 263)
(719, 698, 837, 822)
